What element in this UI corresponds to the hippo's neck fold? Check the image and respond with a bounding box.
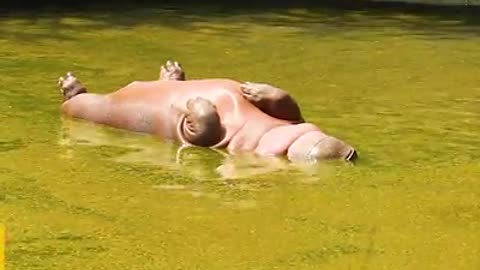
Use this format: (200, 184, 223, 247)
(224, 117, 285, 154)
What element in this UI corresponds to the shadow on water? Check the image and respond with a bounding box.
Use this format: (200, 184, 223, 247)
(0, 1, 479, 42)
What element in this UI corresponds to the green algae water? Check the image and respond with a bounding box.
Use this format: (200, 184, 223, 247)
(0, 4, 479, 269)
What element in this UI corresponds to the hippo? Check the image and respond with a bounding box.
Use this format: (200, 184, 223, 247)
(58, 60, 357, 163)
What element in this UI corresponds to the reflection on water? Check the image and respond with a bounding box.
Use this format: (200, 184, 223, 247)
(58, 118, 335, 181)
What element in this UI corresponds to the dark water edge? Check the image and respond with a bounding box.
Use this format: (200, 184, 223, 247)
(2, 0, 480, 9)
(1, 0, 479, 26)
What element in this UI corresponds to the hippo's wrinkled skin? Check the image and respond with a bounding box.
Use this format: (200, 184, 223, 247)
(58, 60, 357, 163)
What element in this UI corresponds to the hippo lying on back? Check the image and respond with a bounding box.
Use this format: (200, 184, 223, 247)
(58, 60, 357, 163)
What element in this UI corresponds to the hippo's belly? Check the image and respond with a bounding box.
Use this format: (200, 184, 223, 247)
(106, 79, 256, 141)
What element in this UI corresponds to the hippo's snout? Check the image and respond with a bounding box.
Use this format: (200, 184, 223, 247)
(308, 136, 356, 161)
(287, 131, 358, 163)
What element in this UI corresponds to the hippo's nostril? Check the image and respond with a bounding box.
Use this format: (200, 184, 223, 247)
(345, 149, 358, 163)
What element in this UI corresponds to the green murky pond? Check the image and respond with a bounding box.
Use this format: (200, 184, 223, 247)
(0, 4, 479, 269)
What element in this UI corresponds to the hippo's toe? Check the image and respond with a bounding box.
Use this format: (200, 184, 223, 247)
(58, 72, 87, 101)
(160, 60, 186, 81)
(240, 82, 266, 102)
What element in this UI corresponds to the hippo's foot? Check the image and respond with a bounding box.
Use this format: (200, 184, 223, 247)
(240, 82, 274, 103)
(240, 82, 303, 123)
(160, 60, 186, 81)
(58, 72, 88, 101)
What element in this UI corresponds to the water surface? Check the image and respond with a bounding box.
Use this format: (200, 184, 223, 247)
(0, 5, 479, 270)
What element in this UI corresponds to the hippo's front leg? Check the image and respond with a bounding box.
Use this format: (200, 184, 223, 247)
(175, 97, 226, 147)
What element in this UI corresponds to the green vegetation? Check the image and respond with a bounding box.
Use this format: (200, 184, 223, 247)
(0, 3, 479, 270)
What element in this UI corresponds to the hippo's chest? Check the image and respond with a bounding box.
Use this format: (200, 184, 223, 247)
(111, 79, 256, 142)
(168, 86, 253, 134)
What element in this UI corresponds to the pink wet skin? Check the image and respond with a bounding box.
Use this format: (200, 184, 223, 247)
(60, 76, 356, 162)
(255, 123, 320, 156)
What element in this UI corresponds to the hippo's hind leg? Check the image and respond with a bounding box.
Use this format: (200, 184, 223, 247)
(241, 82, 304, 123)
(58, 72, 88, 101)
(175, 97, 225, 147)
(159, 60, 186, 81)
